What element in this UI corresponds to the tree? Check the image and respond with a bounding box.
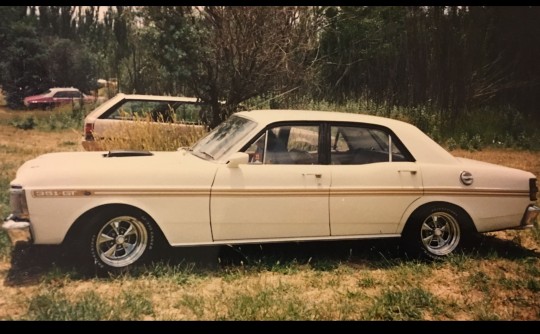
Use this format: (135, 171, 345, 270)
(144, 6, 321, 128)
(195, 6, 321, 127)
(0, 21, 50, 108)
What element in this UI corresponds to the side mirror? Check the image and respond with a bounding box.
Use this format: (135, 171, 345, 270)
(227, 152, 249, 168)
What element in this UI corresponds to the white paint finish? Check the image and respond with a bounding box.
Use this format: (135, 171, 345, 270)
(330, 162, 423, 235)
(211, 164, 331, 240)
(7, 109, 537, 248)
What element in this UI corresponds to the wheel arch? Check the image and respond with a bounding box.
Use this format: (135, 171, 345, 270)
(400, 200, 477, 235)
(62, 203, 168, 246)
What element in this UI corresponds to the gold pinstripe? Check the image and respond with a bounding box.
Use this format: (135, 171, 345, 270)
(32, 188, 529, 198)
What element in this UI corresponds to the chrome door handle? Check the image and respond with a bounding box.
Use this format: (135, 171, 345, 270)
(303, 173, 322, 178)
(398, 170, 417, 174)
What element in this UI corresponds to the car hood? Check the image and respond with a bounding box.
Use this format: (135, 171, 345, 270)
(12, 150, 218, 189)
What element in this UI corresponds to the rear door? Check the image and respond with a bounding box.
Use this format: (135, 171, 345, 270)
(328, 123, 422, 235)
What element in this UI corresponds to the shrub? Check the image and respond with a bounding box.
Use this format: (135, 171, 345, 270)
(10, 116, 36, 130)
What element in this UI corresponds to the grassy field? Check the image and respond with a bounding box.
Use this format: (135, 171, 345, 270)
(0, 106, 538, 320)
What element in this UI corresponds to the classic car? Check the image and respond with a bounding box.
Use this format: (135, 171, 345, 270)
(3, 109, 539, 273)
(23, 87, 98, 109)
(81, 93, 206, 151)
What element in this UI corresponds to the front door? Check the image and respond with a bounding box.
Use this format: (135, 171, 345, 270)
(211, 124, 331, 241)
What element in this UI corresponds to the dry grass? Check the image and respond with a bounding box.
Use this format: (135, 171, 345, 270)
(92, 116, 207, 151)
(0, 108, 538, 320)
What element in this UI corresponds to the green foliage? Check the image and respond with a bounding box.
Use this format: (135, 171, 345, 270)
(7, 106, 86, 132)
(0, 231, 11, 261)
(445, 137, 458, 151)
(37, 106, 86, 131)
(9, 116, 36, 130)
(0, 22, 50, 108)
(1, 6, 540, 133)
(527, 279, 540, 292)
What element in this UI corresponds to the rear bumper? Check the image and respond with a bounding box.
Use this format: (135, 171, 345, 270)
(81, 137, 103, 151)
(518, 205, 540, 230)
(2, 215, 32, 245)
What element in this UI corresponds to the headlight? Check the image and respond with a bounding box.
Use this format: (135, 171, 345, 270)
(9, 185, 29, 219)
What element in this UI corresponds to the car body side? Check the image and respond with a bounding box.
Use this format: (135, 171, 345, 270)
(6, 110, 537, 250)
(24, 87, 96, 109)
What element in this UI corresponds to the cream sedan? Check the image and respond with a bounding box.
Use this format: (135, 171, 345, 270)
(3, 110, 539, 273)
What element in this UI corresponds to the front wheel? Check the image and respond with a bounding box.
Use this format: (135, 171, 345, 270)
(82, 208, 157, 273)
(402, 205, 471, 260)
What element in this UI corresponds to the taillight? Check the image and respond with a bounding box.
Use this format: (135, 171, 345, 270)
(530, 178, 538, 201)
(84, 123, 94, 141)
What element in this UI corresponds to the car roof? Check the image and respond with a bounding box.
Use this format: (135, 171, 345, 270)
(235, 109, 458, 164)
(49, 87, 80, 92)
(84, 93, 203, 121)
(113, 93, 200, 103)
(236, 109, 413, 129)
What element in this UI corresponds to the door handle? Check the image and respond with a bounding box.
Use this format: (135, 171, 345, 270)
(398, 170, 417, 174)
(303, 173, 322, 178)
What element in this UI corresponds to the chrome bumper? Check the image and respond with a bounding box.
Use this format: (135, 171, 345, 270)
(518, 205, 540, 230)
(2, 215, 32, 245)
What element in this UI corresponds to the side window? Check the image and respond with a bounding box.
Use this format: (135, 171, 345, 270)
(174, 103, 204, 123)
(67, 91, 82, 98)
(105, 101, 203, 123)
(54, 91, 68, 98)
(107, 101, 165, 121)
(245, 125, 319, 165)
(331, 125, 406, 165)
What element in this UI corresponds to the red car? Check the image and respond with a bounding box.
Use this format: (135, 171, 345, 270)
(23, 87, 97, 109)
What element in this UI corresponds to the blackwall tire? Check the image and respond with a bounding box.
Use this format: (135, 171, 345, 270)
(83, 208, 157, 273)
(403, 205, 470, 260)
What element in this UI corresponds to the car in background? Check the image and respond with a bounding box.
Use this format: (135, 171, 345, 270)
(23, 87, 98, 109)
(3, 109, 539, 273)
(81, 93, 206, 150)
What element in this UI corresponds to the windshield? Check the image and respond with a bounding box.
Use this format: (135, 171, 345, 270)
(191, 115, 257, 161)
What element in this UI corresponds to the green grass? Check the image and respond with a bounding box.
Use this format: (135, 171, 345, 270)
(366, 287, 438, 320)
(222, 283, 309, 320)
(7, 104, 89, 132)
(27, 290, 110, 320)
(25, 289, 154, 320)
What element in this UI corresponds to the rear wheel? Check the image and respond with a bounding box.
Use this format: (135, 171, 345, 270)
(81, 208, 157, 273)
(402, 205, 470, 260)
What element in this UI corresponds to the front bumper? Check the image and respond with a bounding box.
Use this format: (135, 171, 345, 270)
(2, 215, 32, 245)
(518, 205, 540, 230)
